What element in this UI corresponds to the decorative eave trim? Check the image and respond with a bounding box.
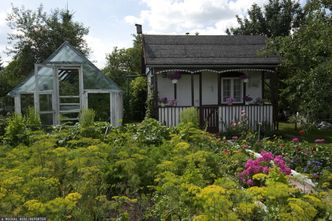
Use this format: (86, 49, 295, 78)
(155, 68, 276, 75)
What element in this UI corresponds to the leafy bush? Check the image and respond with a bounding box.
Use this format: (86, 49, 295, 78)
(25, 107, 41, 130)
(79, 108, 95, 128)
(180, 107, 199, 127)
(0, 120, 330, 219)
(4, 113, 30, 145)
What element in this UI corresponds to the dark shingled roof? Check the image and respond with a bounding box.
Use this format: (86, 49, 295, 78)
(142, 35, 279, 68)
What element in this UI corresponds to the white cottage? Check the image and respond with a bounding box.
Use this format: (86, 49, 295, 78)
(8, 42, 123, 126)
(141, 34, 279, 132)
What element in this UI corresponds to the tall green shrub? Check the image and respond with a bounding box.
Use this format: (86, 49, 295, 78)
(4, 113, 30, 145)
(25, 107, 41, 130)
(180, 107, 199, 128)
(79, 109, 95, 128)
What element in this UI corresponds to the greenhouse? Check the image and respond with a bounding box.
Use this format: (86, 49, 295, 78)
(8, 41, 123, 126)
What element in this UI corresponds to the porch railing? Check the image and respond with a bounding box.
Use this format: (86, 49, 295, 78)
(158, 105, 273, 132)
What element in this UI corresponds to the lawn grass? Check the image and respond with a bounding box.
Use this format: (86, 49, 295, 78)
(276, 122, 332, 144)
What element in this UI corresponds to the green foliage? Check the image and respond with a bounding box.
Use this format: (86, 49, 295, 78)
(103, 35, 144, 122)
(25, 107, 41, 130)
(79, 108, 95, 128)
(0, 119, 330, 219)
(0, 5, 89, 98)
(226, 0, 303, 37)
(180, 107, 199, 128)
(265, 0, 332, 122)
(4, 113, 30, 146)
(128, 76, 147, 122)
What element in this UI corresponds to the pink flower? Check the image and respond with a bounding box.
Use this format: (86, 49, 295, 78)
(246, 179, 254, 186)
(232, 136, 239, 141)
(260, 151, 274, 161)
(291, 137, 300, 143)
(314, 138, 325, 144)
(262, 166, 269, 174)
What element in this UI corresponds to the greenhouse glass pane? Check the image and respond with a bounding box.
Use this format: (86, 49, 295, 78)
(40, 113, 53, 125)
(83, 63, 120, 90)
(88, 93, 110, 121)
(36, 66, 54, 91)
(21, 94, 34, 115)
(39, 94, 52, 112)
(50, 45, 83, 63)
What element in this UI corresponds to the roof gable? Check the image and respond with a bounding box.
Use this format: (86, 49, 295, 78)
(8, 42, 120, 96)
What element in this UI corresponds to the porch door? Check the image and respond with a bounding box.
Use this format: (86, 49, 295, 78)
(200, 106, 219, 133)
(56, 67, 81, 124)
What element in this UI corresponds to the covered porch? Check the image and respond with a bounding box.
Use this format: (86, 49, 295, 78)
(152, 68, 278, 133)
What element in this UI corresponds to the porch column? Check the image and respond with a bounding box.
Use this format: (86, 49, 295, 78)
(218, 73, 221, 105)
(152, 69, 158, 119)
(270, 71, 278, 130)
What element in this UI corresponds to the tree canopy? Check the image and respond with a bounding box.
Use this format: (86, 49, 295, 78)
(0, 5, 89, 97)
(271, 0, 332, 122)
(103, 35, 147, 122)
(226, 0, 304, 37)
(0, 56, 3, 71)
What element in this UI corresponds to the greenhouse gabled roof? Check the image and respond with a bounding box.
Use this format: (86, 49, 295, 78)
(8, 41, 121, 96)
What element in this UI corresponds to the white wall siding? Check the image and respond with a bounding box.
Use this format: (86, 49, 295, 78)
(194, 74, 199, 106)
(246, 71, 262, 101)
(177, 74, 191, 106)
(202, 71, 218, 105)
(157, 75, 174, 101)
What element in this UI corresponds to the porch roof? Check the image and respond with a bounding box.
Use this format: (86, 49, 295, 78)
(142, 35, 280, 68)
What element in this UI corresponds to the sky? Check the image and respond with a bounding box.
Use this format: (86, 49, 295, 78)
(0, 0, 305, 68)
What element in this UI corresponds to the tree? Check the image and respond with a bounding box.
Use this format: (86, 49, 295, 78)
(0, 5, 89, 97)
(0, 56, 3, 71)
(226, 0, 304, 37)
(103, 35, 146, 122)
(269, 0, 332, 122)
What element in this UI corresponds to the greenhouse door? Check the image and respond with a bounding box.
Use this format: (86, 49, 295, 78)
(35, 64, 56, 125)
(55, 67, 82, 124)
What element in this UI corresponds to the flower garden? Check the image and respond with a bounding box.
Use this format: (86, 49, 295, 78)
(0, 113, 331, 220)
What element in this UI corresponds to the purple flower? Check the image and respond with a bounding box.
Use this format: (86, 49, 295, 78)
(226, 97, 234, 105)
(244, 96, 253, 102)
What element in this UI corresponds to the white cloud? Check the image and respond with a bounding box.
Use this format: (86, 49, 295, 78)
(0, 10, 7, 27)
(125, 0, 269, 35)
(84, 35, 130, 69)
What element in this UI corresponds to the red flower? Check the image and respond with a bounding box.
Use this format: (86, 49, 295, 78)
(299, 130, 305, 136)
(279, 143, 285, 148)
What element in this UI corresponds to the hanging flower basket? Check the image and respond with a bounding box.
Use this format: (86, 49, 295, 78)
(240, 74, 249, 83)
(168, 71, 182, 84)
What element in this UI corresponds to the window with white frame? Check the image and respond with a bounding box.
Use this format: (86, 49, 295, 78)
(222, 78, 243, 103)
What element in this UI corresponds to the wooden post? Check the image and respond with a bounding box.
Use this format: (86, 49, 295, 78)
(218, 73, 221, 105)
(191, 73, 194, 106)
(152, 69, 158, 119)
(199, 72, 202, 127)
(270, 71, 278, 130)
